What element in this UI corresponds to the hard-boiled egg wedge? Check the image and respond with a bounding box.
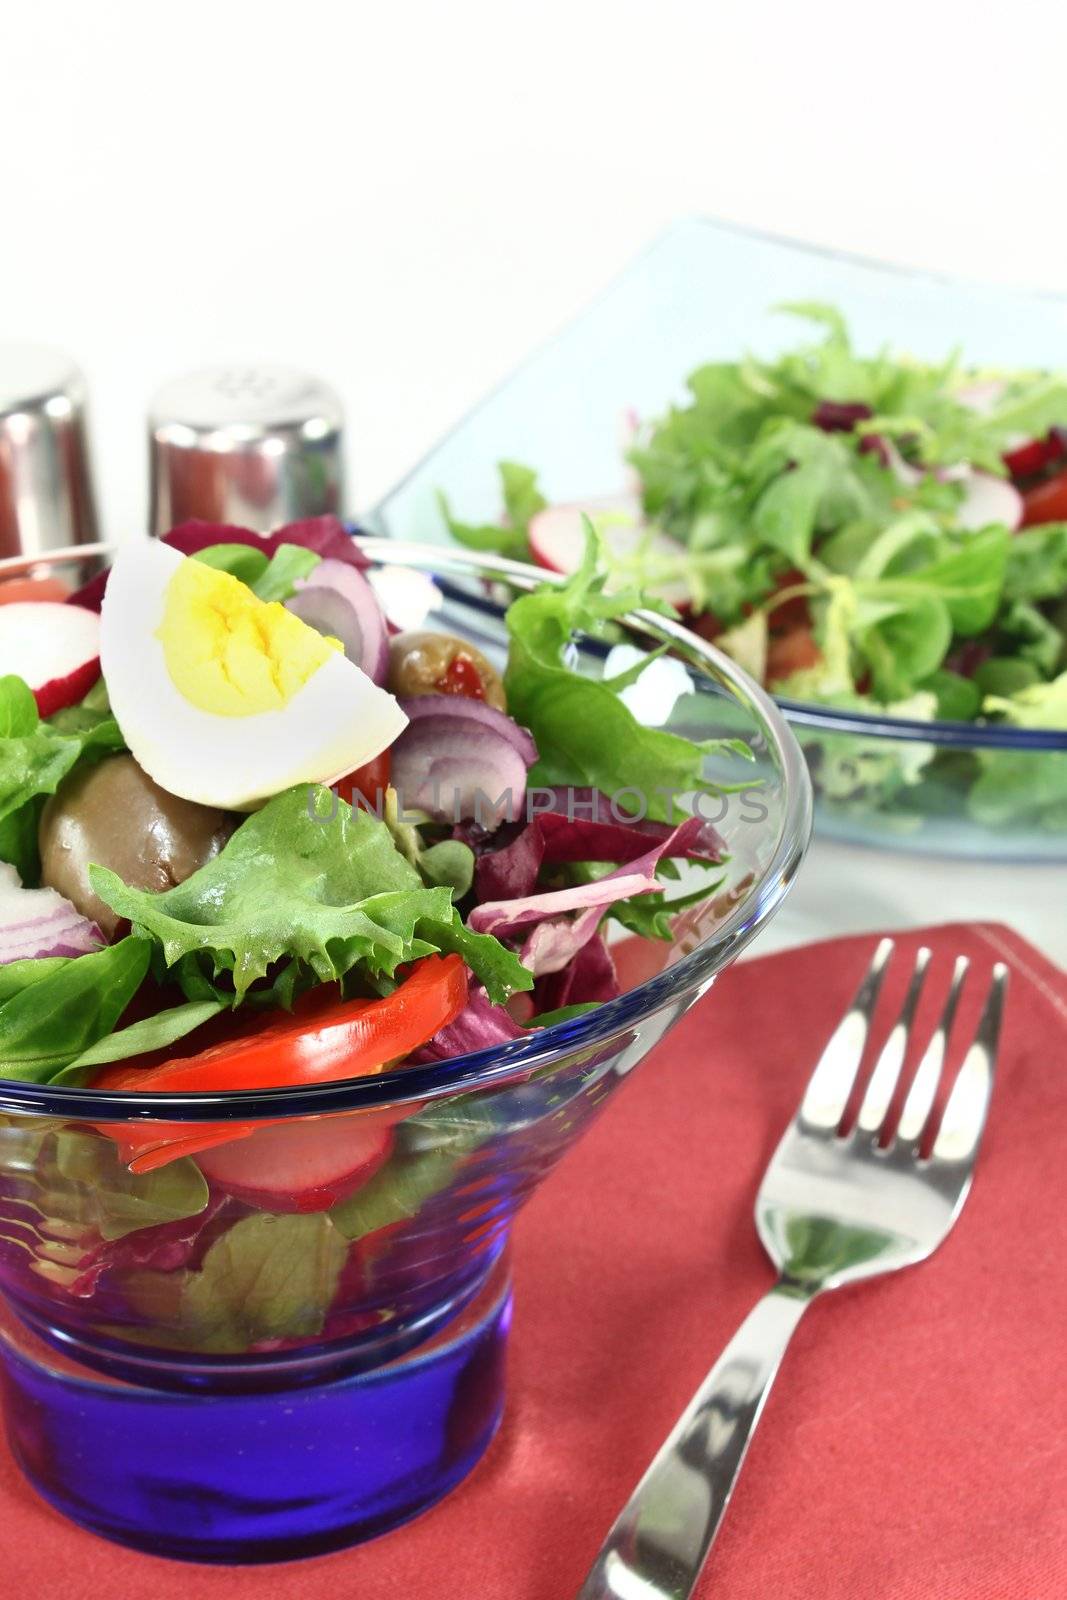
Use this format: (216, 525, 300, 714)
(101, 540, 408, 810)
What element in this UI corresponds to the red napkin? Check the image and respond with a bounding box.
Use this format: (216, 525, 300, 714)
(2, 923, 1065, 1599)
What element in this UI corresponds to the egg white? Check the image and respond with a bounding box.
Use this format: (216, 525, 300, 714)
(101, 540, 408, 810)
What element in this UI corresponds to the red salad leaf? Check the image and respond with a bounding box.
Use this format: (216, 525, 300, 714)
(68, 516, 367, 612)
(533, 933, 620, 1012)
(470, 818, 703, 975)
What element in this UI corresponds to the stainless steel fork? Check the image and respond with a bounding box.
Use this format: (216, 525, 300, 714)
(576, 939, 1008, 1600)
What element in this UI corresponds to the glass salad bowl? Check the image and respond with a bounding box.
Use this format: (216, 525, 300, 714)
(0, 538, 810, 1563)
(370, 217, 1067, 860)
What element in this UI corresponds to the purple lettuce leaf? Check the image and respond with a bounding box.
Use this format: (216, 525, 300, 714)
(412, 985, 526, 1061)
(533, 933, 619, 1012)
(470, 818, 702, 976)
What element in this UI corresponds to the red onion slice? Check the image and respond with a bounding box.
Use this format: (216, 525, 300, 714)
(391, 696, 538, 826)
(284, 559, 390, 683)
(400, 695, 538, 767)
(0, 863, 104, 964)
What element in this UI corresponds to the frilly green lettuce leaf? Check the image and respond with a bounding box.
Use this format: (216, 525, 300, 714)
(89, 785, 531, 1004)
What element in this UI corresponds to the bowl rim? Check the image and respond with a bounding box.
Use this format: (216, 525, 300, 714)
(368, 213, 1067, 756)
(0, 535, 812, 1121)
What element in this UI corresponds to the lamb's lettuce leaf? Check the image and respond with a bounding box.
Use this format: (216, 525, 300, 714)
(180, 1212, 347, 1352)
(192, 541, 321, 601)
(503, 530, 751, 822)
(52, 999, 227, 1084)
(0, 937, 152, 1082)
(0, 676, 125, 882)
(438, 461, 546, 559)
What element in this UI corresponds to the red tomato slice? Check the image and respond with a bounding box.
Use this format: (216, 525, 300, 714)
(334, 749, 391, 809)
(94, 955, 467, 1171)
(1021, 469, 1067, 527)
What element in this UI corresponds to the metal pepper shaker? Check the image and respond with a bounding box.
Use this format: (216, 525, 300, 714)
(0, 344, 100, 560)
(147, 364, 346, 536)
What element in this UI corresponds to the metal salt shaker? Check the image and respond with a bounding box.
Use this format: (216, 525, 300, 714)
(0, 344, 100, 559)
(147, 365, 345, 535)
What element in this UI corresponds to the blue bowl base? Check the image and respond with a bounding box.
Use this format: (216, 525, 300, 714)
(0, 1257, 511, 1564)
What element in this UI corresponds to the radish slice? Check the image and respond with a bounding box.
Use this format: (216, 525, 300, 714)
(0, 602, 101, 716)
(528, 497, 691, 606)
(955, 379, 1007, 415)
(0, 576, 71, 605)
(196, 1114, 397, 1214)
(956, 471, 1024, 532)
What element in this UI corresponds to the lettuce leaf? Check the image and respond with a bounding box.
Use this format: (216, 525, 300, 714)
(89, 785, 531, 1004)
(52, 999, 227, 1084)
(970, 672, 1067, 831)
(438, 460, 546, 560)
(0, 676, 125, 882)
(503, 532, 749, 821)
(47, 1131, 210, 1241)
(0, 937, 152, 1082)
(180, 1212, 347, 1352)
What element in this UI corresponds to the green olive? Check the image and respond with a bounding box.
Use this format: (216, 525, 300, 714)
(39, 756, 233, 939)
(387, 630, 506, 710)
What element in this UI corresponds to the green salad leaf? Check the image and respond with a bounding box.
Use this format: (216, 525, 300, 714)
(1004, 523, 1067, 604)
(193, 541, 321, 601)
(0, 676, 125, 882)
(331, 1096, 499, 1243)
(180, 1212, 347, 1352)
(90, 785, 531, 1004)
(52, 999, 227, 1084)
(191, 543, 270, 586)
(983, 669, 1067, 728)
(0, 937, 151, 1082)
(252, 542, 322, 602)
(46, 1132, 210, 1241)
(970, 668, 1067, 831)
(438, 460, 547, 559)
(504, 530, 748, 821)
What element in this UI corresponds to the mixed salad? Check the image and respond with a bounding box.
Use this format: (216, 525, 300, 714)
(0, 517, 741, 1354)
(441, 306, 1067, 829)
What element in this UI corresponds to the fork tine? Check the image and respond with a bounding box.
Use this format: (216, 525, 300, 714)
(895, 955, 969, 1145)
(800, 937, 893, 1132)
(857, 946, 931, 1137)
(930, 963, 1009, 1164)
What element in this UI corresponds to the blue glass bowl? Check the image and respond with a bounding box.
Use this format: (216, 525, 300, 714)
(370, 217, 1067, 860)
(0, 537, 810, 1562)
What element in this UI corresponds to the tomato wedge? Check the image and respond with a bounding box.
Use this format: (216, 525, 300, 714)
(94, 954, 468, 1172)
(334, 748, 391, 809)
(1021, 469, 1067, 527)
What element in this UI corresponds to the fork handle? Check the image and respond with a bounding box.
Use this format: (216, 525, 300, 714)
(575, 1281, 813, 1600)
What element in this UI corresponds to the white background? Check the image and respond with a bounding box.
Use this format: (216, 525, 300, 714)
(5, 0, 1067, 960)
(5, 0, 1067, 534)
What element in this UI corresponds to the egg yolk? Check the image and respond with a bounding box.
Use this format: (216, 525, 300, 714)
(157, 558, 337, 717)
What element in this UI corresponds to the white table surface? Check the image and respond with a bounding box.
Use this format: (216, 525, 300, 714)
(751, 836, 1067, 969)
